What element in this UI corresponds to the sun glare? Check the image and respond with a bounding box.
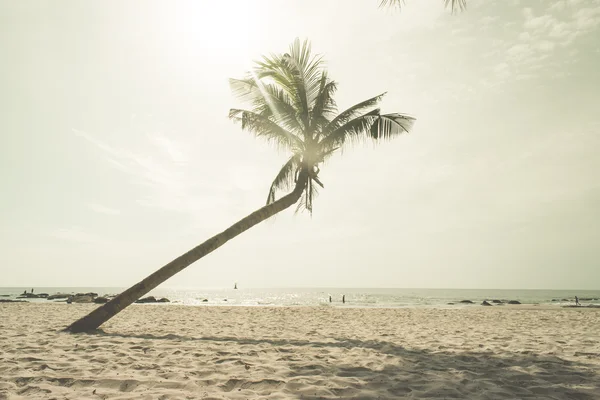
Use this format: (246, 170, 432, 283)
(185, 2, 259, 53)
(250, 69, 283, 123)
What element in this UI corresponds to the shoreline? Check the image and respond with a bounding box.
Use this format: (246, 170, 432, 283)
(2, 287, 598, 309)
(1, 298, 596, 310)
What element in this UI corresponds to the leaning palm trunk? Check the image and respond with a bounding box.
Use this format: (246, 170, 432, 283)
(66, 170, 308, 333)
(66, 39, 415, 332)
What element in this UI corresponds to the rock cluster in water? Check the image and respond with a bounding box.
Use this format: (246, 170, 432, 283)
(47, 294, 71, 300)
(17, 293, 49, 299)
(135, 296, 170, 304)
(1, 292, 169, 304)
(455, 299, 523, 306)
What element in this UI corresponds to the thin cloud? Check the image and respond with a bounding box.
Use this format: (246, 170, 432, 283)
(484, 1, 600, 85)
(74, 128, 190, 202)
(50, 227, 109, 245)
(73, 128, 247, 228)
(148, 132, 189, 165)
(88, 203, 120, 215)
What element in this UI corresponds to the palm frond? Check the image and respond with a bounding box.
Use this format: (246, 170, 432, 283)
(370, 113, 416, 140)
(285, 38, 325, 108)
(320, 108, 381, 151)
(310, 72, 338, 135)
(445, 0, 467, 12)
(256, 39, 324, 137)
(322, 93, 386, 136)
(319, 109, 415, 151)
(266, 154, 303, 205)
(295, 176, 319, 215)
(229, 77, 304, 134)
(379, 0, 466, 12)
(379, 0, 404, 8)
(229, 108, 304, 152)
(315, 146, 340, 165)
(254, 54, 295, 95)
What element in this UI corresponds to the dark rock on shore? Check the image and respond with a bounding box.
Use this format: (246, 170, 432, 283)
(0, 299, 27, 303)
(481, 301, 492, 306)
(447, 302, 455, 305)
(202, 299, 208, 302)
(491, 300, 502, 304)
(508, 300, 521, 304)
(459, 300, 474, 304)
(47, 293, 72, 300)
(136, 296, 157, 303)
(75, 292, 98, 298)
(67, 295, 93, 304)
(16, 293, 50, 299)
(94, 297, 109, 304)
(17, 293, 42, 299)
(51, 292, 104, 304)
(135, 296, 170, 304)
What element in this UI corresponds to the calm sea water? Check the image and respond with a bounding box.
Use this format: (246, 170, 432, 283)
(2, 287, 599, 308)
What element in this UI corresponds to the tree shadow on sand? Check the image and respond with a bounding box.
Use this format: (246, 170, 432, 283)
(90, 330, 599, 399)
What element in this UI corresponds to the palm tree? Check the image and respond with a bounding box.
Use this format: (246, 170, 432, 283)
(379, 0, 467, 12)
(65, 39, 415, 333)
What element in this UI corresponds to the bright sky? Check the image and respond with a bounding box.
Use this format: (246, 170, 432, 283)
(1, 0, 599, 289)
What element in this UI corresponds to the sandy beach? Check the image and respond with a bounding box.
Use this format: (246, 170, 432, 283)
(1, 304, 599, 399)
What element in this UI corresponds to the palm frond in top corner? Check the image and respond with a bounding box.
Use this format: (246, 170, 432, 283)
(379, 0, 466, 12)
(445, 0, 467, 12)
(379, 0, 404, 8)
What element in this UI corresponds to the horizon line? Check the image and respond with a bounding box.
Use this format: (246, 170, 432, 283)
(1, 286, 598, 291)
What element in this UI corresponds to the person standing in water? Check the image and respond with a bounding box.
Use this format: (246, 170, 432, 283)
(342, 295, 345, 304)
(575, 296, 580, 306)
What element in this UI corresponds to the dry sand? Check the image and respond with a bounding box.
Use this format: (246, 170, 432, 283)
(1, 303, 599, 399)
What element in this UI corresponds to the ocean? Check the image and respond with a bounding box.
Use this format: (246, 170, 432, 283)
(2, 287, 599, 308)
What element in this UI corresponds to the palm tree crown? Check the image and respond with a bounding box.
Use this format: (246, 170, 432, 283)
(229, 39, 415, 213)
